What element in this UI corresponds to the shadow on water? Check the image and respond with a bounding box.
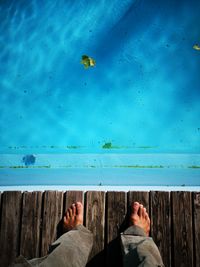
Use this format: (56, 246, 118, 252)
(93, 0, 157, 60)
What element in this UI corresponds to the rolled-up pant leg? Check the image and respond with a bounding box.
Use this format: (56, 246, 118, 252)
(11, 225, 93, 267)
(120, 226, 164, 267)
(37, 225, 93, 267)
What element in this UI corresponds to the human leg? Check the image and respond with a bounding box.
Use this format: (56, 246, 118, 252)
(120, 202, 164, 267)
(38, 202, 93, 267)
(11, 202, 93, 267)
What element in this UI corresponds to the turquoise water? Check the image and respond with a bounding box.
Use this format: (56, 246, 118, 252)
(0, 0, 200, 185)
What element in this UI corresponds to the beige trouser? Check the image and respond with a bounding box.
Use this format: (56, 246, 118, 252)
(11, 225, 164, 267)
(121, 225, 164, 267)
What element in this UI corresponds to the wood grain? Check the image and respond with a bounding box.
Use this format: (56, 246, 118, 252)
(150, 191, 171, 267)
(172, 191, 193, 267)
(193, 192, 200, 267)
(106, 191, 127, 267)
(40, 191, 63, 256)
(0, 190, 199, 267)
(0, 191, 22, 267)
(85, 191, 105, 266)
(0, 192, 1, 226)
(20, 191, 42, 259)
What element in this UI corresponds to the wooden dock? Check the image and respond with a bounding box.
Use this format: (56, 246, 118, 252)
(0, 190, 199, 267)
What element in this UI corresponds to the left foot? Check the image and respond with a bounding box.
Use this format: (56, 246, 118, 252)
(63, 202, 83, 232)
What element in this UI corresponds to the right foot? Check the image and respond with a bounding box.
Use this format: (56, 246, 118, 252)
(63, 202, 83, 232)
(130, 202, 150, 236)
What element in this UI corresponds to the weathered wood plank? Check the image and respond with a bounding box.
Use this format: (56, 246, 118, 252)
(85, 191, 105, 267)
(150, 191, 171, 267)
(0, 192, 1, 226)
(20, 191, 42, 259)
(0, 189, 199, 267)
(40, 191, 63, 257)
(0, 191, 22, 267)
(193, 192, 200, 267)
(106, 191, 127, 267)
(172, 191, 193, 267)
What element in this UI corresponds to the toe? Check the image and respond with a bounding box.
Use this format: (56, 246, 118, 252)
(66, 211, 70, 219)
(145, 212, 150, 225)
(142, 207, 146, 217)
(76, 202, 83, 214)
(72, 204, 76, 215)
(64, 210, 68, 218)
(63, 216, 67, 225)
(131, 202, 140, 215)
(138, 204, 143, 217)
(68, 207, 72, 217)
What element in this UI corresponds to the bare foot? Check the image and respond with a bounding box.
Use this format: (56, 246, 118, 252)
(63, 202, 83, 232)
(130, 202, 150, 236)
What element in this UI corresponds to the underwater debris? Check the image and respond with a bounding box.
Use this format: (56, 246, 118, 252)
(188, 165, 200, 169)
(102, 142, 113, 149)
(113, 165, 164, 169)
(9, 165, 50, 169)
(193, 44, 200, 51)
(22, 154, 36, 166)
(66, 145, 82, 149)
(81, 55, 96, 69)
(102, 142, 132, 149)
(137, 146, 157, 149)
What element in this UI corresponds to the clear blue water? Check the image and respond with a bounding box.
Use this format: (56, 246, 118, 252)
(0, 0, 200, 186)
